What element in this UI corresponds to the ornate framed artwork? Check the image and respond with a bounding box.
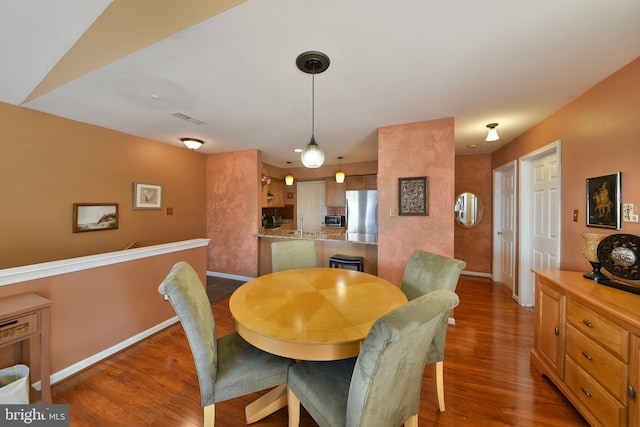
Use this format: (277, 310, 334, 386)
(399, 176, 428, 216)
(73, 203, 118, 233)
(133, 182, 162, 210)
(586, 172, 621, 229)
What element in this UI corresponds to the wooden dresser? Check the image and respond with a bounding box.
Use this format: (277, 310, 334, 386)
(531, 270, 640, 427)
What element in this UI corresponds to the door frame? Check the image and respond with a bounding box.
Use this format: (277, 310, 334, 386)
(492, 160, 517, 298)
(518, 139, 562, 307)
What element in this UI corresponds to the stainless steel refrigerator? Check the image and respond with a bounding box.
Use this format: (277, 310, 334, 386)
(345, 190, 378, 242)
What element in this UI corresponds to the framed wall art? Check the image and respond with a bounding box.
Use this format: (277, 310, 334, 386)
(586, 172, 621, 229)
(73, 203, 118, 233)
(399, 176, 428, 216)
(133, 182, 162, 209)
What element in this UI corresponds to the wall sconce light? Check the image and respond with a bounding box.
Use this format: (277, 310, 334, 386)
(485, 123, 499, 142)
(335, 156, 345, 184)
(285, 161, 295, 186)
(180, 137, 204, 150)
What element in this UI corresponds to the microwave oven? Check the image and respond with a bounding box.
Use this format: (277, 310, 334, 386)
(324, 215, 344, 227)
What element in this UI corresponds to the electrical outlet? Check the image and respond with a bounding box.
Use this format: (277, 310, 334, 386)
(167, 207, 174, 215)
(623, 203, 636, 222)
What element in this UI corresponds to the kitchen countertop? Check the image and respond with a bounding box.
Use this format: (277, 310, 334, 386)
(257, 228, 377, 245)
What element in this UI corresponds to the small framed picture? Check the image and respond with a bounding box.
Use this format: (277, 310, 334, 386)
(399, 176, 428, 216)
(586, 172, 621, 229)
(133, 182, 162, 209)
(73, 203, 118, 233)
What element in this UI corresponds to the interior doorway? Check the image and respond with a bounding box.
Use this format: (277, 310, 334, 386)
(518, 140, 562, 307)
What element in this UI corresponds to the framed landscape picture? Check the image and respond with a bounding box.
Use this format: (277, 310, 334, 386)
(73, 203, 118, 233)
(399, 176, 428, 216)
(586, 172, 621, 229)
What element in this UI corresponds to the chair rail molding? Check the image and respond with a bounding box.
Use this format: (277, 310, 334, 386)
(0, 238, 210, 287)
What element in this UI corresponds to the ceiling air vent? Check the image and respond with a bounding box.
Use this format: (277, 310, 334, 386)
(171, 112, 204, 125)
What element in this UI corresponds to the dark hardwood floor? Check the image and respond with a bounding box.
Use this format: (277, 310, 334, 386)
(52, 276, 588, 426)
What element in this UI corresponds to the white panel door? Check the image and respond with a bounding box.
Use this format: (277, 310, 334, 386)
(296, 181, 326, 232)
(531, 155, 559, 271)
(519, 141, 561, 307)
(493, 163, 516, 292)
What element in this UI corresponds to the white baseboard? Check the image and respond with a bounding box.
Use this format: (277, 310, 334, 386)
(460, 271, 493, 279)
(207, 271, 253, 282)
(32, 317, 180, 390)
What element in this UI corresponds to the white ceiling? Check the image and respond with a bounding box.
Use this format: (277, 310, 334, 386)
(2, 0, 639, 167)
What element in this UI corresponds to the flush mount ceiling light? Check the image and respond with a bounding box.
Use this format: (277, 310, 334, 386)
(285, 161, 295, 186)
(335, 156, 345, 183)
(297, 51, 330, 168)
(485, 123, 500, 142)
(180, 137, 204, 150)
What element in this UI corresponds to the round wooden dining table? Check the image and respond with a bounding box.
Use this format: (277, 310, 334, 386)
(229, 267, 407, 361)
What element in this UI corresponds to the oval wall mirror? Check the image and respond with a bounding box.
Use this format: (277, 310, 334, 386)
(454, 192, 483, 228)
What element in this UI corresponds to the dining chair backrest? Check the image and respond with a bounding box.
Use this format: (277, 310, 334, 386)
(346, 289, 459, 426)
(158, 261, 217, 406)
(271, 240, 318, 272)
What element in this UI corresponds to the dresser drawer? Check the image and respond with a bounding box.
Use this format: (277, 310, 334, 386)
(567, 299, 629, 362)
(565, 356, 627, 427)
(566, 323, 628, 403)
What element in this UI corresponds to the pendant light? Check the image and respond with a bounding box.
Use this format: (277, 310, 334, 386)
(335, 156, 345, 183)
(297, 51, 330, 168)
(485, 123, 500, 142)
(285, 161, 294, 186)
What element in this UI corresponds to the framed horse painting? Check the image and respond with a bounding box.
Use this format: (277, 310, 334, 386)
(586, 172, 621, 229)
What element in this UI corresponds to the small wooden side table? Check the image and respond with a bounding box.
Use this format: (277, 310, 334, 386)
(0, 293, 51, 404)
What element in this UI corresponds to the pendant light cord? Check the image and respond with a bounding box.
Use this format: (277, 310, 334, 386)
(311, 61, 316, 138)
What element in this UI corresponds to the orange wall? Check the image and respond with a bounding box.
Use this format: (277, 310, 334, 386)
(0, 101, 207, 269)
(206, 150, 261, 277)
(492, 56, 640, 273)
(455, 154, 492, 273)
(0, 246, 207, 375)
(378, 118, 455, 285)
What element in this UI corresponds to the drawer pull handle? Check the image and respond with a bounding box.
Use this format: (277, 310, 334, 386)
(0, 320, 18, 329)
(581, 351, 593, 361)
(581, 387, 592, 398)
(554, 327, 560, 336)
(629, 386, 636, 399)
(582, 320, 593, 328)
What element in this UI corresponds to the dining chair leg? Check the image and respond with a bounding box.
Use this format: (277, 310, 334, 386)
(404, 414, 418, 427)
(287, 386, 301, 427)
(434, 361, 445, 411)
(204, 403, 215, 427)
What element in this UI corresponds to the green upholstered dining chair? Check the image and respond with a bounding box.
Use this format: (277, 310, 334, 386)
(400, 250, 466, 412)
(271, 240, 318, 272)
(287, 289, 460, 427)
(158, 261, 294, 427)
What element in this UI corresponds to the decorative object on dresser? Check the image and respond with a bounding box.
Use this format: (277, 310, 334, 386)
(596, 233, 640, 295)
(582, 233, 607, 281)
(586, 172, 621, 229)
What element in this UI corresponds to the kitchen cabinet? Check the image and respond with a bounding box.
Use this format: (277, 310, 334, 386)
(346, 175, 377, 191)
(325, 178, 346, 207)
(265, 179, 285, 207)
(531, 270, 639, 427)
